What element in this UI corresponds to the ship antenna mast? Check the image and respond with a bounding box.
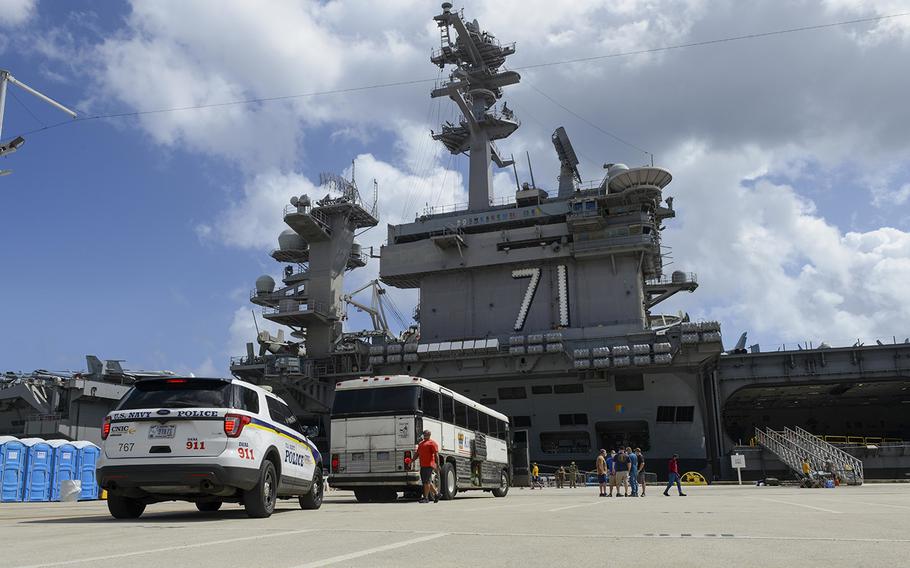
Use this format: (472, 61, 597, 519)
(526, 151, 537, 189)
(430, 3, 521, 211)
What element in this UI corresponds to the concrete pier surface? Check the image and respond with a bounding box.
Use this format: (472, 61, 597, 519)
(2, 484, 908, 568)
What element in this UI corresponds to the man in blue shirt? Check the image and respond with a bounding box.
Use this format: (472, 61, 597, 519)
(605, 450, 615, 497)
(627, 446, 639, 496)
(614, 448, 631, 497)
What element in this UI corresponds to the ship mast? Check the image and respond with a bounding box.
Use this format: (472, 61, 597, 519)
(430, 3, 521, 211)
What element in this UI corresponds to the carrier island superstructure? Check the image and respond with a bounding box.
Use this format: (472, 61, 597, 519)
(228, 4, 910, 480)
(374, 3, 720, 474)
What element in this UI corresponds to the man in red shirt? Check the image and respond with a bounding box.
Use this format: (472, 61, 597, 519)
(416, 429, 440, 503)
(663, 453, 687, 496)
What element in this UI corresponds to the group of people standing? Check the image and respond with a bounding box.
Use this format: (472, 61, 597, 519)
(592, 448, 689, 497)
(595, 447, 647, 497)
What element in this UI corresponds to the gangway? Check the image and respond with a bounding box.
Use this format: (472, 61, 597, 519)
(754, 426, 863, 485)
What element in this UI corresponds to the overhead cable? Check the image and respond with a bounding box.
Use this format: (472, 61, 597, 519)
(8, 11, 908, 140)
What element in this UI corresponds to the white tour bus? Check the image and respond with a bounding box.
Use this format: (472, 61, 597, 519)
(329, 375, 511, 501)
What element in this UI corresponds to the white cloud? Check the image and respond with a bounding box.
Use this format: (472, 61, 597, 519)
(662, 142, 910, 347)
(0, 0, 37, 27)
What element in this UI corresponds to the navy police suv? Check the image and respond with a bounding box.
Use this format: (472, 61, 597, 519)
(97, 377, 323, 518)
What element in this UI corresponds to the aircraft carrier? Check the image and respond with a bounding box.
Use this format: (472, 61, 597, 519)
(227, 4, 910, 482)
(3, 4, 906, 482)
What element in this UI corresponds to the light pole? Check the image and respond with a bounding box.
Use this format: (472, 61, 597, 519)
(0, 69, 78, 171)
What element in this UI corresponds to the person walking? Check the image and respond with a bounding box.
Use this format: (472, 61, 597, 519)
(663, 453, 686, 496)
(568, 461, 578, 488)
(596, 449, 608, 497)
(635, 448, 647, 497)
(627, 446, 639, 497)
(416, 429, 440, 503)
(614, 448, 631, 497)
(556, 466, 566, 488)
(531, 462, 543, 489)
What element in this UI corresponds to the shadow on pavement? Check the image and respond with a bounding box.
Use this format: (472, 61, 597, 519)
(19, 506, 299, 525)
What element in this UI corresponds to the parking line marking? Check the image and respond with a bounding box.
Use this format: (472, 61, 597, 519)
(547, 501, 602, 512)
(293, 532, 447, 568)
(749, 497, 842, 514)
(463, 503, 533, 512)
(852, 501, 910, 511)
(12, 528, 317, 568)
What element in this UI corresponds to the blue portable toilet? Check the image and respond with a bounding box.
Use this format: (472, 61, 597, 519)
(1, 436, 26, 502)
(71, 441, 101, 500)
(20, 438, 53, 502)
(47, 440, 78, 501)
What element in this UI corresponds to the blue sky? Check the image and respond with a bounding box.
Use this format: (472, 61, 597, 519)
(2, 0, 909, 374)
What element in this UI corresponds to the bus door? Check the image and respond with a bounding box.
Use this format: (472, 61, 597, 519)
(439, 389, 456, 452)
(511, 429, 530, 487)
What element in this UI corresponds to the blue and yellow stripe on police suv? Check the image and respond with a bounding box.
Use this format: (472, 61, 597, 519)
(246, 417, 321, 463)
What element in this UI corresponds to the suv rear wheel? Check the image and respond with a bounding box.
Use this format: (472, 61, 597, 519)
(108, 494, 146, 519)
(243, 459, 278, 518)
(299, 470, 323, 510)
(196, 501, 222, 512)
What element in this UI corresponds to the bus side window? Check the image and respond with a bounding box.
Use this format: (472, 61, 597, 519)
(442, 394, 454, 423)
(467, 407, 479, 431)
(422, 389, 440, 420)
(496, 419, 508, 440)
(479, 412, 489, 435)
(454, 401, 468, 428)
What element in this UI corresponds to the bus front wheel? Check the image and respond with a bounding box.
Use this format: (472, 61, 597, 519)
(440, 462, 458, 500)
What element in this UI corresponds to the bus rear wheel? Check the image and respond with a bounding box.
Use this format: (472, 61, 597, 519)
(492, 470, 509, 498)
(440, 462, 458, 500)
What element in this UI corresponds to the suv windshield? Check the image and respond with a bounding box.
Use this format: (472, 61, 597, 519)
(117, 379, 232, 410)
(332, 386, 419, 417)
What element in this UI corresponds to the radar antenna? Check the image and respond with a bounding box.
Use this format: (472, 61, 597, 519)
(552, 126, 581, 197)
(319, 172, 357, 202)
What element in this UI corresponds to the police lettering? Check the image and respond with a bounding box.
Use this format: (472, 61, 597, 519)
(176, 410, 219, 418)
(285, 449, 311, 466)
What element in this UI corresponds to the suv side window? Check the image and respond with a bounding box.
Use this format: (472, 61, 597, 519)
(267, 396, 302, 434)
(234, 385, 260, 414)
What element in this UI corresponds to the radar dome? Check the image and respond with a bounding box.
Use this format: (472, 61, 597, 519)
(671, 271, 687, 283)
(278, 229, 306, 251)
(255, 275, 275, 294)
(608, 163, 629, 179)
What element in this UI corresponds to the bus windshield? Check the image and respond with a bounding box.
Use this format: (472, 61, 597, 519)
(332, 386, 420, 417)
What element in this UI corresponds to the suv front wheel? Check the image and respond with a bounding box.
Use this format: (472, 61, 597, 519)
(299, 470, 323, 510)
(243, 459, 278, 518)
